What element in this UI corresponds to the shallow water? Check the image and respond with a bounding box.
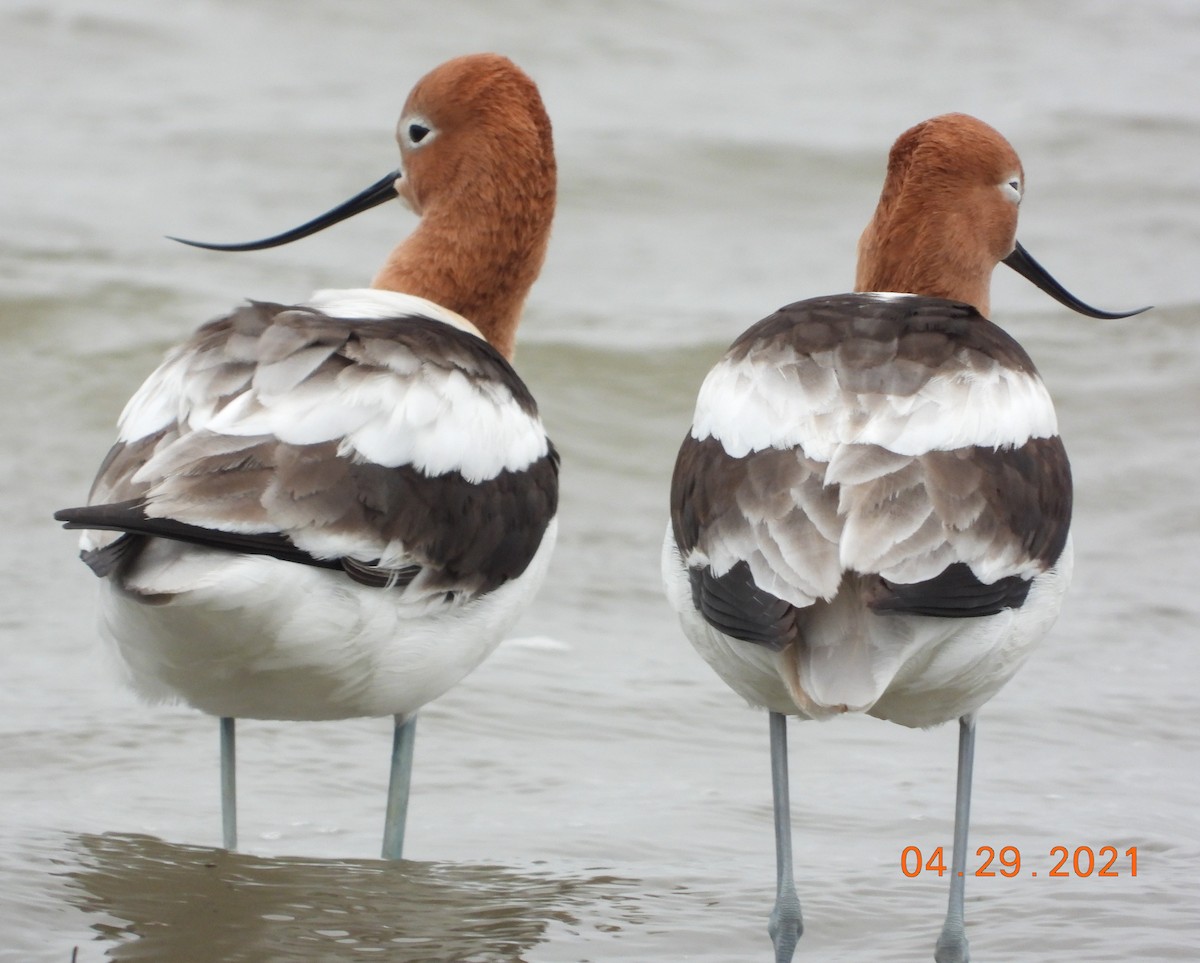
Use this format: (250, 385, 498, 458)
(3, 0, 1199, 960)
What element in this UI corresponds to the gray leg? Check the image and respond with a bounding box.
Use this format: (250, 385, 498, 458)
(767, 711, 802, 962)
(935, 713, 977, 963)
(381, 713, 417, 860)
(220, 716, 237, 851)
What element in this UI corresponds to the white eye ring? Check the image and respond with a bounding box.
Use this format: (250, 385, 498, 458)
(1001, 176, 1022, 205)
(401, 115, 436, 149)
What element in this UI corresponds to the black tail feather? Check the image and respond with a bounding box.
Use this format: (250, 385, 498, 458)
(54, 500, 342, 572)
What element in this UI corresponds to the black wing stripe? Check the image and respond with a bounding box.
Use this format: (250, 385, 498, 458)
(687, 558, 1035, 646)
(61, 503, 425, 589)
(78, 533, 140, 578)
(55, 500, 343, 571)
(689, 561, 796, 651)
(871, 563, 1032, 618)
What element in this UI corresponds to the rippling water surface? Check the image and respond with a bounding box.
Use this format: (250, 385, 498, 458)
(3, 1, 1198, 960)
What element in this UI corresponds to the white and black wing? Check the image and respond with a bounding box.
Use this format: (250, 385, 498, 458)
(670, 293, 1072, 652)
(57, 294, 559, 603)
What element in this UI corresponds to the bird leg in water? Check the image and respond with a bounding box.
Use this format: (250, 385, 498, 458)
(220, 716, 237, 851)
(935, 713, 977, 963)
(381, 714, 418, 860)
(768, 711, 803, 962)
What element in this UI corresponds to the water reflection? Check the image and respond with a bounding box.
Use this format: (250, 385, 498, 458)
(62, 833, 644, 962)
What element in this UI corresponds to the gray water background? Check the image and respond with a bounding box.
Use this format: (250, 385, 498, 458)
(2, 0, 1198, 959)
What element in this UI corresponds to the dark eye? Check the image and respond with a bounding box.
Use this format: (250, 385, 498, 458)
(408, 123, 430, 144)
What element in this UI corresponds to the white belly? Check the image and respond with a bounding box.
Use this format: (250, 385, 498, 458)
(99, 519, 557, 720)
(662, 524, 1071, 729)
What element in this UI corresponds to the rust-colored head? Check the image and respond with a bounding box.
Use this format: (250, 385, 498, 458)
(374, 53, 557, 358)
(392, 54, 552, 214)
(168, 54, 556, 360)
(855, 113, 1024, 316)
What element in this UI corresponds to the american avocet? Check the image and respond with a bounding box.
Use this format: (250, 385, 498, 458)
(662, 113, 1148, 962)
(55, 53, 558, 860)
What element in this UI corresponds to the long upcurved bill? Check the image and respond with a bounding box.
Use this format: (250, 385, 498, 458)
(169, 170, 401, 252)
(1002, 241, 1150, 319)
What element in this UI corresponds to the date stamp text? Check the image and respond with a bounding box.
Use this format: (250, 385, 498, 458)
(900, 845, 1138, 878)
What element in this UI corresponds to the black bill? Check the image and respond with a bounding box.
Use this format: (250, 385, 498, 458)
(169, 170, 401, 251)
(1002, 241, 1150, 319)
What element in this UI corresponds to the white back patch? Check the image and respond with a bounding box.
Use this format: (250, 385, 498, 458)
(692, 350, 1058, 458)
(306, 289, 485, 340)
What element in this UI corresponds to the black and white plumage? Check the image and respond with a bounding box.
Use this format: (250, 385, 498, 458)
(661, 112, 1148, 963)
(55, 53, 561, 860)
(664, 292, 1071, 729)
(60, 290, 559, 722)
